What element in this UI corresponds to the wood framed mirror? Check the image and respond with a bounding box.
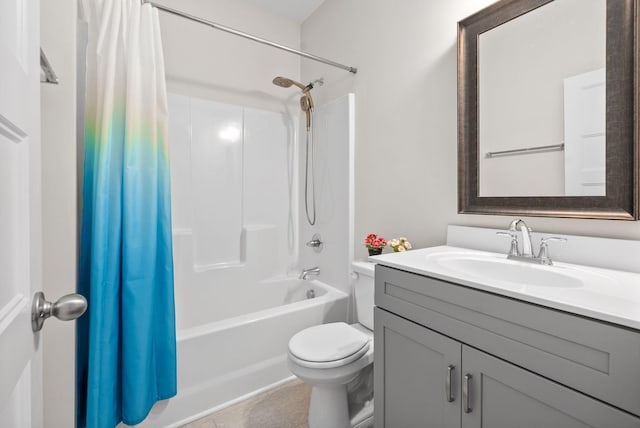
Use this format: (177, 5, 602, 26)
(458, 0, 638, 219)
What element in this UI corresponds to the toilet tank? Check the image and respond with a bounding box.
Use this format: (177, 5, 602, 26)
(352, 261, 375, 330)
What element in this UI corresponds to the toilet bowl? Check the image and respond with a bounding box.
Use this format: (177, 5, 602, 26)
(287, 261, 375, 428)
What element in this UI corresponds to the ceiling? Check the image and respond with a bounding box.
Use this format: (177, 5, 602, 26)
(234, 0, 326, 23)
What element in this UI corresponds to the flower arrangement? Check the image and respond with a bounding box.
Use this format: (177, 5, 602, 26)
(364, 233, 387, 256)
(388, 237, 412, 252)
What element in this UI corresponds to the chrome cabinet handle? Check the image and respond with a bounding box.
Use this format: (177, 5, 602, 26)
(446, 365, 455, 402)
(463, 374, 472, 413)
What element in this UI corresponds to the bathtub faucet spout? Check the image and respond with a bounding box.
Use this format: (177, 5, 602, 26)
(300, 266, 320, 280)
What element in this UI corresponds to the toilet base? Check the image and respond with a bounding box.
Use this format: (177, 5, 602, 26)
(309, 384, 350, 428)
(306, 366, 374, 428)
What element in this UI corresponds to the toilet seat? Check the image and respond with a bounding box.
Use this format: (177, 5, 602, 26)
(288, 322, 371, 369)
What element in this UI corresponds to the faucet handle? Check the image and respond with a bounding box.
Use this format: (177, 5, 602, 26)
(305, 233, 323, 253)
(540, 236, 567, 243)
(538, 237, 567, 265)
(496, 232, 519, 257)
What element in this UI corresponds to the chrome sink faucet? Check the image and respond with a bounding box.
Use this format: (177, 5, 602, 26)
(497, 219, 567, 265)
(300, 266, 320, 280)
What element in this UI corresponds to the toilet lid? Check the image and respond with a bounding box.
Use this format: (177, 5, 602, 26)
(288, 322, 370, 363)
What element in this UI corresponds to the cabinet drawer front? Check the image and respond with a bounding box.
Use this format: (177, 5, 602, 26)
(461, 345, 640, 428)
(375, 265, 640, 416)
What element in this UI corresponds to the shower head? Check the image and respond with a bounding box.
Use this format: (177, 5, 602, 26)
(273, 75, 322, 131)
(272, 76, 308, 91)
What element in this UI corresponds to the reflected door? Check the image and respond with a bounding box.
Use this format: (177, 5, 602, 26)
(564, 68, 606, 196)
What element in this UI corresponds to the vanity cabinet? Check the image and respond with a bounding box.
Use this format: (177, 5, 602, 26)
(374, 265, 640, 427)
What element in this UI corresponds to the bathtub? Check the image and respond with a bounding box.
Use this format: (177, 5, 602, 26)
(135, 278, 348, 428)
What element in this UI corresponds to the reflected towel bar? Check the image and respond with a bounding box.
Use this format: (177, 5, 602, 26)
(485, 143, 564, 158)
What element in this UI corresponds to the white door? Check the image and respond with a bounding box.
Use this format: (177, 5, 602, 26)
(563, 68, 606, 196)
(0, 0, 44, 426)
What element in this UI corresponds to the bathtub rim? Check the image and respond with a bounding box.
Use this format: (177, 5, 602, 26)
(177, 279, 348, 342)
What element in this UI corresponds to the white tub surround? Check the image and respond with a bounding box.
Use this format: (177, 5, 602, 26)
(299, 94, 355, 296)
(168, 93, 298, 274)
(173, 227, 300, 329)
(168, 93, 304, 329)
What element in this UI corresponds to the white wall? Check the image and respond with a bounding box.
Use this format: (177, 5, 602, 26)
(40, 1, 78, 427)
(301, 0, 640, 260)
(155, 0, 302, 113)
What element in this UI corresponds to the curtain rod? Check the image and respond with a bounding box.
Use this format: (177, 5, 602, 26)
(143, 1, 358, 74)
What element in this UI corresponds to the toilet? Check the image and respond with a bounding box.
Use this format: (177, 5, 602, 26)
(288, 261, 375, 428)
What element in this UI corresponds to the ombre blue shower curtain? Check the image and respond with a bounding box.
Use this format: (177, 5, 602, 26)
(76, 1, 177, 427)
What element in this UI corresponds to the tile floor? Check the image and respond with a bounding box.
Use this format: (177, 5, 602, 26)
(181, 380, 311, 428)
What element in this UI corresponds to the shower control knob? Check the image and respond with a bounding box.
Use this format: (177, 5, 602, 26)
(31, 291, 88, 332)
(305, 233, 323, 253)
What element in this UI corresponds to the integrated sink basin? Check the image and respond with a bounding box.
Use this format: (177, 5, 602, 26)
(427, 253, 585, 289)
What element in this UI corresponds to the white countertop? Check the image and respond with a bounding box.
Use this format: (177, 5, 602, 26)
(371, 246, 640, 331)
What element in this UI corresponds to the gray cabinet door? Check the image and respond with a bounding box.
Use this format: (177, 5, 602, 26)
(461, 345, 640, 428)
(374, 308, 461, 428)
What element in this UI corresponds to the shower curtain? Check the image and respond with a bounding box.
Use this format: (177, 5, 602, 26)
(76, 1, 176, 427)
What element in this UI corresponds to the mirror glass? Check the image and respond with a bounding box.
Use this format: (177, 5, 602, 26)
(478, 0, 606, 197)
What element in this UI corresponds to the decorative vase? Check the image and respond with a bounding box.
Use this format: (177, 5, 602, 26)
(368, 247, 383, 256)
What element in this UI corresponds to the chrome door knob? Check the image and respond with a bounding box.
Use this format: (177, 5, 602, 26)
(31, 291, 87, 332)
